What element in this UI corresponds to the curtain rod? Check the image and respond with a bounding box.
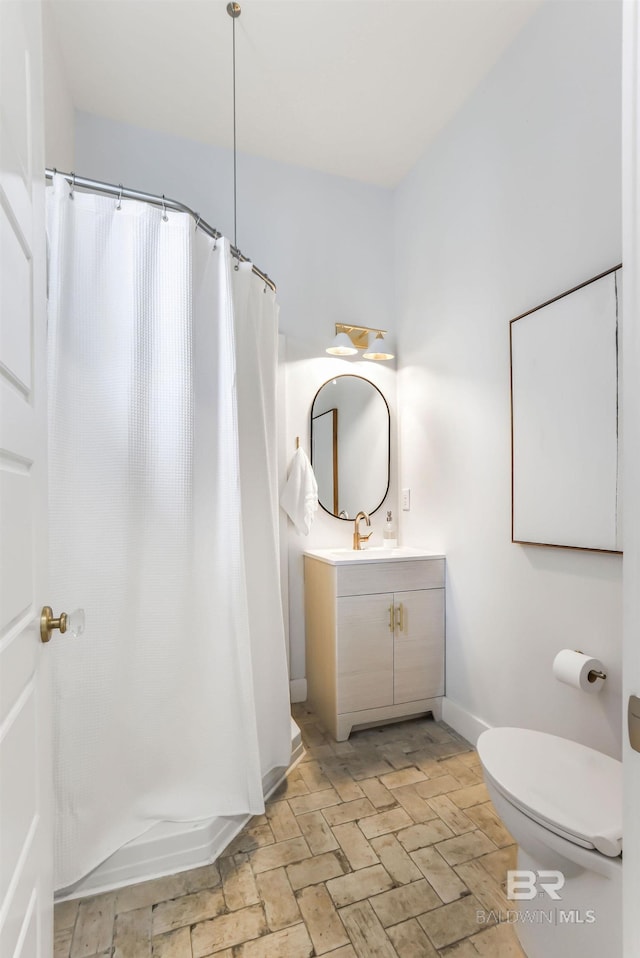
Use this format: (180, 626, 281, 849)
(45, 168, 277, 292)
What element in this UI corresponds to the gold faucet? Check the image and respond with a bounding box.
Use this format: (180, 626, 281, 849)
(353, 511, 372, 550)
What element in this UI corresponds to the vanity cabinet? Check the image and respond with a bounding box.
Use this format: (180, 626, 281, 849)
(303, 550, 445, 741)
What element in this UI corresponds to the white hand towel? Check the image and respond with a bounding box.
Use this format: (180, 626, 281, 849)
(280, 447, 319, 535)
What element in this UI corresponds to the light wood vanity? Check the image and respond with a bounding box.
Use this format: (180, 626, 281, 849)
(303, 548, 445, 741)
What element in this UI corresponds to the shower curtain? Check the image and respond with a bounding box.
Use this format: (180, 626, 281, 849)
(46, 174, 291, 889)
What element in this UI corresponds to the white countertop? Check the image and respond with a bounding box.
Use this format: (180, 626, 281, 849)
(303, 547, 445, 565)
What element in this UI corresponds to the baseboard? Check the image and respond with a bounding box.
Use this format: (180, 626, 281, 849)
(441, 696, 491, 746)
(55, 718, 304, 901)
(289, 678, 307, 703)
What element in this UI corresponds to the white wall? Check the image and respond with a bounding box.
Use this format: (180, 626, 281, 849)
(42, 1, 74, 170)
(622, 1, 640, 945)
(74, 1, 622, 751)
(75, 114, 396, 687)
(395, 0, 622, 757)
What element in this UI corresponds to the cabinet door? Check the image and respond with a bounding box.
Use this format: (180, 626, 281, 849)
(394, 589, 445, 704)
(337, 593, 394, 713)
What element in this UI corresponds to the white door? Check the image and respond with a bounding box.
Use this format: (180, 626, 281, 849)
(623, 4, 640, 956)
(0, 0, 53, 956)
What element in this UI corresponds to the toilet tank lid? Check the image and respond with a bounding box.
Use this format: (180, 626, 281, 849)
(477, 727, 622, 857)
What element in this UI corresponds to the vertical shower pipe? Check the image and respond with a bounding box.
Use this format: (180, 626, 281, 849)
(227, 2, 241, 267)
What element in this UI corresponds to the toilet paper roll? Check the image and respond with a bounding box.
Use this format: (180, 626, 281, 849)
(553, 649, 606, 693)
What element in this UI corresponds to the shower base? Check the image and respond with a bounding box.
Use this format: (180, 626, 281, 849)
(55, 718, 304, 901)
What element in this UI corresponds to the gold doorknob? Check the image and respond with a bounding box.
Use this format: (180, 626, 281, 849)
(40, 607, 85, 643)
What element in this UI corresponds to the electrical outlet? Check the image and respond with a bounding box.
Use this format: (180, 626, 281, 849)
(402, 488, 410, 511)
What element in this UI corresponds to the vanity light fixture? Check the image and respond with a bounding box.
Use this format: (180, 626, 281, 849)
(363, 330, 395, 361)
(326, 331, 358, 356)
(326, 323, 394, 361)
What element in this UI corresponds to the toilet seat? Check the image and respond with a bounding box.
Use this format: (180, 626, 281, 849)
(477, 727, 622, 857)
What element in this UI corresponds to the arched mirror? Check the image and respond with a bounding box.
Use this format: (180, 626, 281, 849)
(310, 375, 390, 520)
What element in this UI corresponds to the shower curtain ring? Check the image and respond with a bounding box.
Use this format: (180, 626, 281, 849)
(212, 233, 218, 251)
(234, 249, 241, 271)
(69, 172, 75, 200)
(161, 195, 168, 222)
(194, 215, 202, 232)
(116, 185, 123, 211)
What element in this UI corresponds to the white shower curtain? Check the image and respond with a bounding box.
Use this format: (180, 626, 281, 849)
(46, 174, 291, 889)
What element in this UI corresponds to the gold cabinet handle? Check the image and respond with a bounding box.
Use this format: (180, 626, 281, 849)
(396, 602, 404, 633)
(40, 606, 86, 643)
(388, 604, 394, 632)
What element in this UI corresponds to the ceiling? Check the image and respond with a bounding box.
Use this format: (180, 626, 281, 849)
(49, 0, 541, 188)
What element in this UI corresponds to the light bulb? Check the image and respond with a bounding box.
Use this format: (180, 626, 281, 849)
(363, 332, 394, 360)
(326, 332, 357, 356)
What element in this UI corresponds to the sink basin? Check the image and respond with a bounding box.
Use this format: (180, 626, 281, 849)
(330, 547, 399, 559)
(305, 547, 444, 564)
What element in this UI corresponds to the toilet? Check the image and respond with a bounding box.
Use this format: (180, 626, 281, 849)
(476, 727, 622, 958)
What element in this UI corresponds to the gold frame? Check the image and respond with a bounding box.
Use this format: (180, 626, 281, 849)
(334, 323, 386, 350)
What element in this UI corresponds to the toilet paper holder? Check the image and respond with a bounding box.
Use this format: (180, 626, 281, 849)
(587, 669, 607, 683)
(575, 650, 607, 683)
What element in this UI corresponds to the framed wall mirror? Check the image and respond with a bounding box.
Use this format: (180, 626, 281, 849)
(311, 375, 390, 520)
(510, 265, 622, 553)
